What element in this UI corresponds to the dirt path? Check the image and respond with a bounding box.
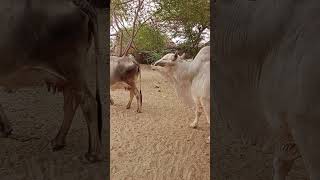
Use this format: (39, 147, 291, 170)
(0, 64, 108, 180)
(111, 65, 210, 180)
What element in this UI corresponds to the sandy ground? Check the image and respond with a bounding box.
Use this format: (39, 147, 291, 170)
(111, 65, 210, 180)
(0, 63, 108, 180)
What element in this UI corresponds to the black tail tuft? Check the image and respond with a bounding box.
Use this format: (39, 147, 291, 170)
(140, 90, 142, 106)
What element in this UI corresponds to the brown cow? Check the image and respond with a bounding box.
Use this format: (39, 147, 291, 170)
(110, 55, 142, 113)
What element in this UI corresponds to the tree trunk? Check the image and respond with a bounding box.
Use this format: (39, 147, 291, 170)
(119, 30, 123, 56)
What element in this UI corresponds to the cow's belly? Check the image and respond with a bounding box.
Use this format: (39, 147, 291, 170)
(0, 66, 65, 90)
(110, 82, 130, 91)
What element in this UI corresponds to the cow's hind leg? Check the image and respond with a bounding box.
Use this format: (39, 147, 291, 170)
(51, 87, 80, 151)
(190, 98, 202, 128)
(271, 119, 300, 180)
(110, 97, 114, 105)
(79, 85, 102, 162)
(273, 142, 300, 180)
(0, 104, 12, 137)
(288, 112, 320, 180)
(130, 84, 141, 113)
(126, 88, 134, 109)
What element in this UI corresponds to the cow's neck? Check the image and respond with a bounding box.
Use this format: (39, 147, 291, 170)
(171, 61, 195, 84)
(168, 61, 195, 107)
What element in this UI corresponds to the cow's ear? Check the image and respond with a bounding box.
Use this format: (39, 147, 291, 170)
(173, 51, 179, 61)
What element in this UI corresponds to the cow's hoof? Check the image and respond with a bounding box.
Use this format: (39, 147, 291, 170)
(206, 136, 210, 144)
(126, 105, 131, 109)
(189, 122, 197, 128)
(51, 140, 65, 151)
(0, 125, 13, 138)
(136, 109, 142, 113)
(84, 152, 102, 163)
(0, 129, 12, 138)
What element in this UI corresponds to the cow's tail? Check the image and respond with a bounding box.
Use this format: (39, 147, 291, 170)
(138, 65, 142, 106)
(74, 0, 105, 140)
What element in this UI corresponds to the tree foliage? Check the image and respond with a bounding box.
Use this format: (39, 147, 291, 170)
(111, 0, 157, 56)
(155, 0, 210, 56)
(114, 24, 167, 63)
(134, 25, 166, 52)
(110, 0, 210, 60)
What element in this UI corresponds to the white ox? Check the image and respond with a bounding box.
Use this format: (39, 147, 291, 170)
(110, 55, 142, 113)
(152, 46, 210, 141)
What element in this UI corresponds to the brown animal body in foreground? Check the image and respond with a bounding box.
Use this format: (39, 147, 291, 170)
(110, 55, 142, 113)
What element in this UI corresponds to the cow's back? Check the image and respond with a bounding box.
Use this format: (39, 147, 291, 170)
(110, 56, 121, 84)
(194, 46, 210, 63)
(110, 56, 139, 85)
(191, 47, 210, 100)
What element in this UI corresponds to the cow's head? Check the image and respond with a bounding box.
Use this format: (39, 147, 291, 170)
(151, 51, 186, 72)
(153, 51, 186, 67)
(151, 51, 187, 83)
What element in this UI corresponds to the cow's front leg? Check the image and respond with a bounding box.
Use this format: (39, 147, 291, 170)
(0, 104, 12, 137)
(51, 87, 79, 151)
(79, 86, 102, 162)
(190, 99, 202, 128)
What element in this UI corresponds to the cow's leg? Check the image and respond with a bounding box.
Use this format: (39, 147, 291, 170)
(51, 87, 79, 151)
(200, 97, 210, 143)
(110, 97, 114, 105)
(0, 104, 12, 137)
(273, 142, 300, 180)
(126, 88, 134, 109)
(134, 86, 142, 113)
(200, 98, 210, 125)
(129, 84, 141, 113)
(287, 113, 320, 180)
(272, 126, 300, 180)
(190, 98, 202, 128)
(79, 85, 102, 162)
(264, 112, 300, 180)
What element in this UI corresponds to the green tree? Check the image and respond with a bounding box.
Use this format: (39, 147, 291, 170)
(134, 25, 166, 52)
(114, 25, 168, 63)
(155, 0, 210, 56)
(111, 0, 157, 56)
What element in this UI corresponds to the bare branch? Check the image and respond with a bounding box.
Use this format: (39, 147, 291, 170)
(112, 0, 134, 7)
(122, 0, 144, 56)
